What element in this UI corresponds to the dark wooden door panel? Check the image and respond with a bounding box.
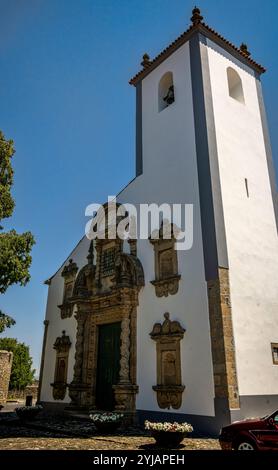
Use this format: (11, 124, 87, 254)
(96, 322, 121, 410)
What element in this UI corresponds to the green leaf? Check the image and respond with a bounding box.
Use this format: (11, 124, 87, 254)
(0, 337, 35, 390)
(0, 312, 16, 333)
(0, 230, 35, 294)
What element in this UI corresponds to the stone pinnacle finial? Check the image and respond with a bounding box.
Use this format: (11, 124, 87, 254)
(240, 43, 251, 57)
(191, 6, 203, 25)
(141, 53, 151, 68)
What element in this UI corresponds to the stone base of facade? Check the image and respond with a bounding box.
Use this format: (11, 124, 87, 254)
(137, 394, 278, 436)
(113, 383, 138, 421)
(40, 394, 278, 436)
(231, 395, 278, 422)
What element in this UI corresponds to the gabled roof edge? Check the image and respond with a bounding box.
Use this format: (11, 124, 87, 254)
(129, 21, 265, 86)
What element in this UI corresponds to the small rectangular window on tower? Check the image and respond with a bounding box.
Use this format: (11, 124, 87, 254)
(245, 178, 249, 198)
(271, 343, 278, 365)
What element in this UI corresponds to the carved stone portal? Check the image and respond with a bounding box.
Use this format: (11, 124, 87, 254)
(149, 222, 181, 297)
(150, 313, 185, 409)
(68, 205, 145, 419)
(51, 331, 71, 400)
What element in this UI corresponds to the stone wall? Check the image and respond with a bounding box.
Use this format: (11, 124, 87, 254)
(7, 383, 39, 401)
(0, 350, 13, 404)
(207, 268, 239, 409)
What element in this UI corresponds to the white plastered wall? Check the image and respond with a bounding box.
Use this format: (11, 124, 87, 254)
(41, 40, 216, 416)
(207, 40, 278, 396)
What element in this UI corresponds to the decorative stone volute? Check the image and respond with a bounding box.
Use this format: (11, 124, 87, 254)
(150, 222, 181, 297)
(61, 259, 78, 278)
(150, 312, 185, 339)
(53, 330, 71, 353)
(52, 331, 71, 401)
(151, 313, 185, 410)
(58, 259, 79, 319)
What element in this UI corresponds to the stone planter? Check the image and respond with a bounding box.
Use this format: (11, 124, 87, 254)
(151, 430, 186, 447)
(15, 406, 42, 422)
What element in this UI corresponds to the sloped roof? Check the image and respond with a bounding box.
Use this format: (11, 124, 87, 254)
(129, 10, 265, 86)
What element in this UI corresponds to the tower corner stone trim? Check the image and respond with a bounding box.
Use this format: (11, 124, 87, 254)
(0, 350, 13, 404)
(207, 268, 239, 409)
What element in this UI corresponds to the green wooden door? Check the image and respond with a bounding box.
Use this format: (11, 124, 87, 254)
(96, 322, 121, 410)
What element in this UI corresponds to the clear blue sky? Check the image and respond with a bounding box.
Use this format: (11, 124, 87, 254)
(0, 0, 277, 374)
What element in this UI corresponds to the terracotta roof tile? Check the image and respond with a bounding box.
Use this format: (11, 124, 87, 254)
(129, 21, 265, 86)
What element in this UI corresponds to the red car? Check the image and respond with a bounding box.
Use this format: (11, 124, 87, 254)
(219, 410, 278, 450)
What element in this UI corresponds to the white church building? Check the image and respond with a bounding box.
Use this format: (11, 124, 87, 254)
(38, 8, 278, 434)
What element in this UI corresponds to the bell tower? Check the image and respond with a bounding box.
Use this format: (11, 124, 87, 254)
(128, 7, 278, 422)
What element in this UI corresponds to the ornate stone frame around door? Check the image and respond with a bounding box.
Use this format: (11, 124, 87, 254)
(68, 237, 144, 421)
(66, 204, 144, 421)
(69, 291, 139, 419)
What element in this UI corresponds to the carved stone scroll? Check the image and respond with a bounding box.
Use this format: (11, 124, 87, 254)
(58, 259, 78, 319)
(149, 222, 181, 297)
(150, 313, 185, 409)
(51, 331, 71, 400)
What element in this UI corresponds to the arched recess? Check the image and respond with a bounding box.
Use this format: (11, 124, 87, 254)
(227, 67, 245, 103)
(158, 71, 175, 112)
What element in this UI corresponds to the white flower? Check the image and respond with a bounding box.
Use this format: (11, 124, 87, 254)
(15, 405, 43, 412)
(144, 420, 193, 433)
(90, 412, 124, 423)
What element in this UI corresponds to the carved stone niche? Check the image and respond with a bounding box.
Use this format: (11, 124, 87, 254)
(150, 313, 185, 409)
(51, 331, 71, 400)
(149, 222, 181, 297)
(58, 259, 78, 319)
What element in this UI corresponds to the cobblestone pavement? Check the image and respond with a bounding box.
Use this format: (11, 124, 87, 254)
(0, 412, 220, 450)
(0, 434, 220, 450)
